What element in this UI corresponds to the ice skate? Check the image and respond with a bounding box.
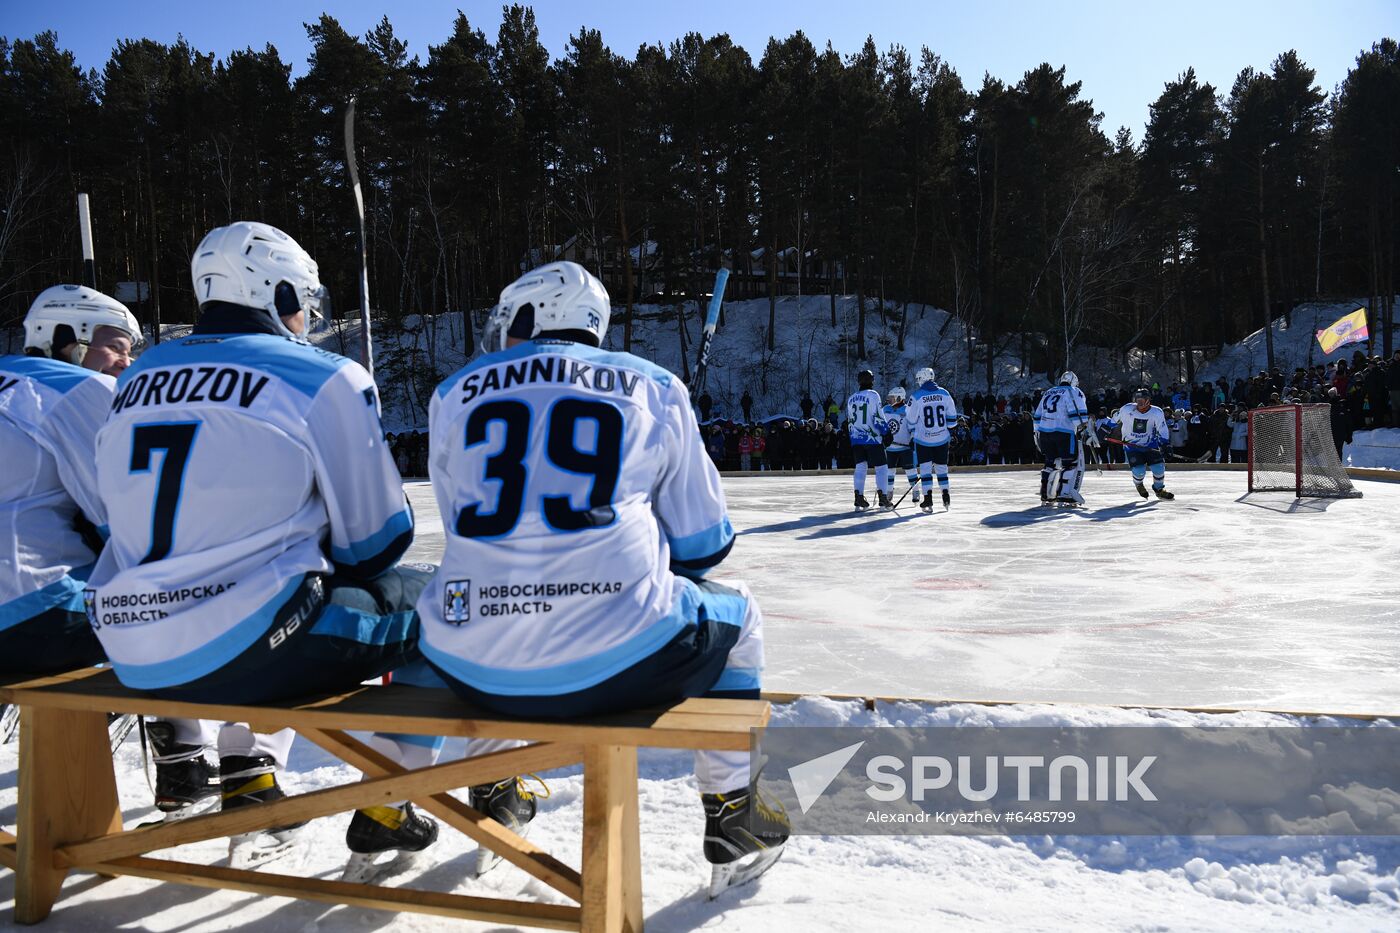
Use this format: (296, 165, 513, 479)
(469, 776, 541, 877)
(221, 754, 305, 869)
(853, 491, 870, 511)
(876, 490, 892, 510)
(145, 720, 221, 821)
(341, 802, 438, 885)
(1154, 487, 1175, 500)
(941, 489, 950, 510)
(703, 786, 790, 898)
(1134, 480, 1149, 499)
(108, 713, 139, 751)
(920, 492, 933, 513)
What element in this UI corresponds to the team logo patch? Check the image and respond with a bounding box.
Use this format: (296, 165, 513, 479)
(83, 589, 99, 632)
(444, 579, 471, 624)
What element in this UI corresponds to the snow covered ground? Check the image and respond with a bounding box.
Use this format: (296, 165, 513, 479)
(1348, 429, 1400, 472)
(2, 469, 1398, 930)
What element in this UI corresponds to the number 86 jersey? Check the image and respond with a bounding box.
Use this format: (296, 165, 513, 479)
(418, 340, 735, 696)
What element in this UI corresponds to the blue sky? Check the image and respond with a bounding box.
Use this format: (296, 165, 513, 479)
(3, 1, 1394, 138)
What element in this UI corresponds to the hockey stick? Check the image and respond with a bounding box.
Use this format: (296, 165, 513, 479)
(690, 266, 730, 404)
(1104, 436, 1210, 463)
(344, 97, 374, 379)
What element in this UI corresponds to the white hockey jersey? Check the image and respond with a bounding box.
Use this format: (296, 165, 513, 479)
(88, 329, 412, 689)
(846, 389, 884, 446)
(905, 384, 958, 446)
(418, 340, 738, 696)
(880, 403, 911, 448)
(0, 356, 113, 631)
(1114, 403, 1170, 448)
(1034, 384, 1090, 434)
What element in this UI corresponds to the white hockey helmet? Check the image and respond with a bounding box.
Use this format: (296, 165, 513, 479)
(23, 284, 141, 361)
(190, 221, 329, 339)
(915, 367, 936, 386)
(887, 386, 906, 406)
(1060, 371, 1079, 388)
(484, 261, 611, 351)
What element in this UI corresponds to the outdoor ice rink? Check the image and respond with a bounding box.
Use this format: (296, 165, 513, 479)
(403, 469, 1400, 716)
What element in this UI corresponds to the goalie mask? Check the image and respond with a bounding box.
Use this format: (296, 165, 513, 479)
(484, 261, 611, 352)
(24, 284, 142, 364)
(191, 222, 330, 340)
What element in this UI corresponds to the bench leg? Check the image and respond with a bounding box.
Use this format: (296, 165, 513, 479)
(581, 745, 643, 933)
(15, 706, 122, 924)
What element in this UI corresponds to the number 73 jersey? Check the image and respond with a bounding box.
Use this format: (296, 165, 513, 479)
(418, 339, 735, 696)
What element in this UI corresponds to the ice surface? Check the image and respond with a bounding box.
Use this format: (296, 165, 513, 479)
(406, 469, 1400, 715)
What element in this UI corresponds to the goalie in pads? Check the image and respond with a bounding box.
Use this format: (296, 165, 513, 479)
(418, 262, 789, 897)
(1033, 372, 1098, 505)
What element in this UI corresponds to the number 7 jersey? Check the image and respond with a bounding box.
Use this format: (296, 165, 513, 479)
(88, 332, 412, 689)
(418, 339, 735, 696)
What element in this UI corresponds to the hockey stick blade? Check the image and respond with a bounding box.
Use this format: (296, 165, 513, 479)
(690, 266, 730, 403)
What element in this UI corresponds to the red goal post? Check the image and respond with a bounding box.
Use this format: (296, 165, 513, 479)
(1246, 403, 1361, 499)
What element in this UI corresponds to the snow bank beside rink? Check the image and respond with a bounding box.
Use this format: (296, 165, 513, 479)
(1346, 429, 1400, 471)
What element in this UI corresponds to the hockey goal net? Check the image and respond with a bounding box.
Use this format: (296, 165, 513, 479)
(1247, 404, 1361, 498)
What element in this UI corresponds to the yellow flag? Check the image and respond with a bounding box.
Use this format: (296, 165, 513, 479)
(1315, 308, 1368, 355)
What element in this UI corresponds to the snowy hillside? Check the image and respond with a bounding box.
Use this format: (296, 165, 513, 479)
(2, 697, 1395, 932)
(1200, 301, 1400, 385)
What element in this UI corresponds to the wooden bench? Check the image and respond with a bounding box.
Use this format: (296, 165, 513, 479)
(0, 667, 769, 932)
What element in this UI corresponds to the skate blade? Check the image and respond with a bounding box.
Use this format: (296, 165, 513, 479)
(229, 829, 303, 870)
(473, 820, 532, 878)
(138, 795, 220, 828)
(341, 848, 427, 885)
(108, 713, 139, 751)
(708, 844, 785, 899)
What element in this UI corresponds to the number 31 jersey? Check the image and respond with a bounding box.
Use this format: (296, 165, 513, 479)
(419, 339, 735, 696)
(88, 332, 412, 689)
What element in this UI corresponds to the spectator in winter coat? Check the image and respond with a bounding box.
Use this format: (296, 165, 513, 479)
(741, 390, 753, 422)
(1230, 410, 1249, 463)
(738, 430, 754, 470)
(1169, 411, 1189, 458)
(1364, 358, 1388, 428)
(1389, 351, 1400, 428)
(704, 424, 725, 465)
(752, 428, 767, 470)
(800, 394, 815, 420)
(1329, 388, 1353, 462)
(1209, 407, 1232, 463)
(825, 396, 840, 426)
(698, 392, 713, 422)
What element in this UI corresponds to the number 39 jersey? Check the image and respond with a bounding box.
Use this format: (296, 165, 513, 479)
(418, 339, 735, 696)
(905, 384, 958, 446)
(88, 332, 412, 689)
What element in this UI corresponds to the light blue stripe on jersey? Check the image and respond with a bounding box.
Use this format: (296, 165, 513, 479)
(330, 509, 414, 568)
(111, 574, 304, 689)
(669, 517, 734, 565)
(378, 732, 444, 750)
(115, 333, 348, 400)
(711, 667, 761, 692)
(436, 339, 675, 400)
(422, 578, 710, 695)
(309, 603, 416, 647)
(0, 565, 93, 632)
(697, 586, 748, 628)
(1, 356, 96, 395)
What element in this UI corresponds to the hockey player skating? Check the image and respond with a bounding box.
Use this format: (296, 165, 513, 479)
(904, 368, 958, 511)
(847, 369, 890, 509)
(417, 261, 789, 898)
(1033, 372, 1098, 506)
(1113, 388, 1175, 500)
(878, 386, 919, 508)
(87, 222, 441, 876)
(0, 286, 138, 676)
